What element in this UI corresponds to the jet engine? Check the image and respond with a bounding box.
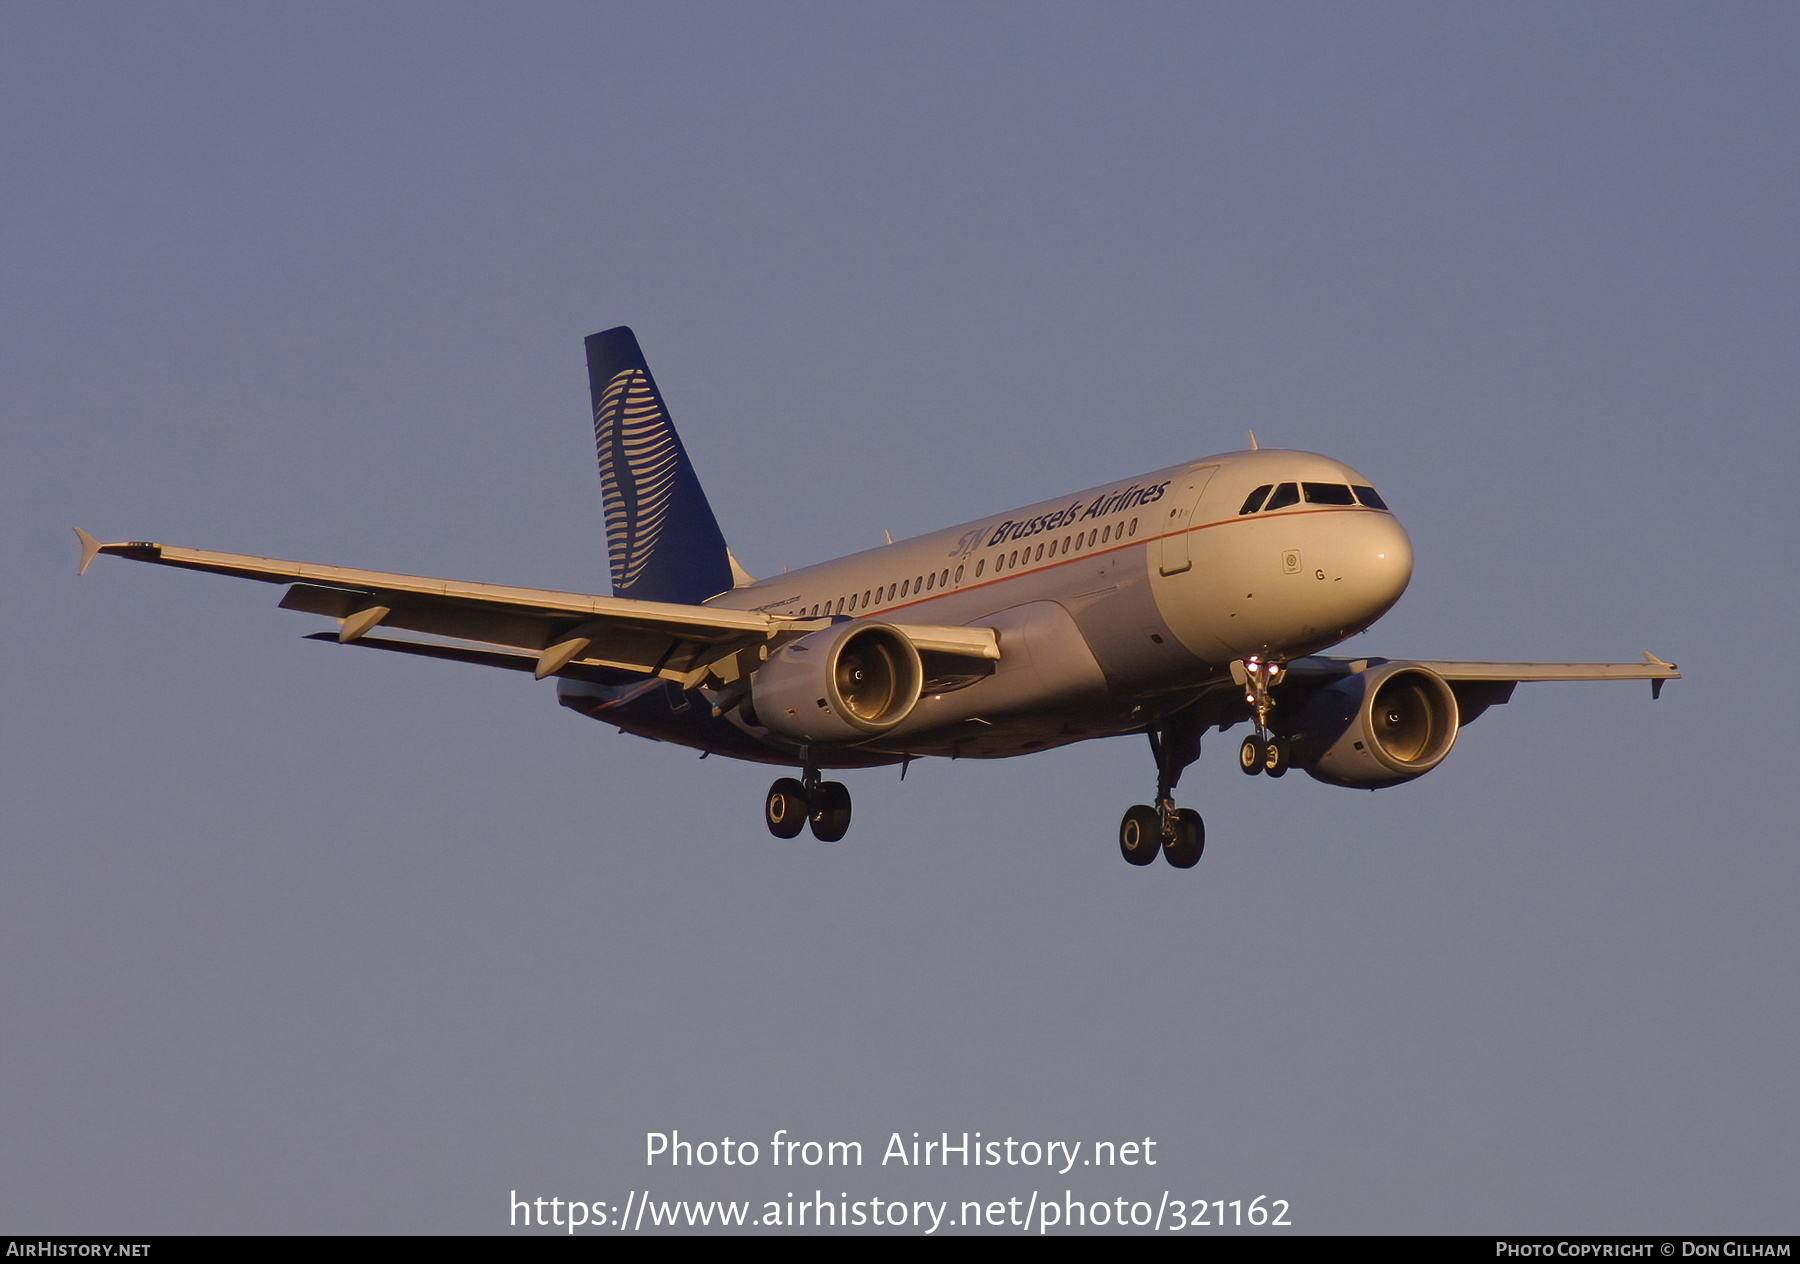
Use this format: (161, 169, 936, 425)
(1288, 661, 1460, 789)
(749, 622, 924, 745)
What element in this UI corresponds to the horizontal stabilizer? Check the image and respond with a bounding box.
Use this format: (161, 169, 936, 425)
(74, 527, 103, 576)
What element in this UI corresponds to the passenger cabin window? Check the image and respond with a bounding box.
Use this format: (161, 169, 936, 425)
(1352, 485, 1389, 510)
(1240, 485, 1273, 515)
(1264, 483, 1301, 511)
(1303, 482, 1356, 506)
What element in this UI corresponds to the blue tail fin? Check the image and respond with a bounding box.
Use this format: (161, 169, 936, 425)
(585, 327, 736, 604)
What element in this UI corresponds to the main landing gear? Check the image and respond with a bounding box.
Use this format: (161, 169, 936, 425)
(1236, 657, 1290, 778)
(765, 760, 852, 842)
(1118, 802, 1204, 869)
(1118, 715, 1206, 870)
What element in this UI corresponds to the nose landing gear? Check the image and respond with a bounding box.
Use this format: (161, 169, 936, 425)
(1236, 658, 1290, 778)
(764, 758, 853, 842)
(1238, 734, 1290, 777)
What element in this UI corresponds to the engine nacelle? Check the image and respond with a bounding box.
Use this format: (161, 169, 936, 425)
(750, 622, 924, 745)
(1289, 661, 1460, 789)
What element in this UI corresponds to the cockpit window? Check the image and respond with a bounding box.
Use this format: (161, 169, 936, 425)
(1302, 482, 1356, 506)
(1263, 482, 1300, 511)
(1239, 485, 1272, 515)
(1352, 485, 1389, 510)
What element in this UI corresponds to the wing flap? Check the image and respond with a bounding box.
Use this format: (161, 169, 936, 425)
(301, 632, 642, 684)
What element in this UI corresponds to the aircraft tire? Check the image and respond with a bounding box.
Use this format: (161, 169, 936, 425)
(1264, 738, 1290, 778)
(765, 777, 809, 839)
(1239, 736, 1264, 775)
(1164, 808, 1204, 868)
(809, 781, 852, 842)
(1118, 804, 1161, 866)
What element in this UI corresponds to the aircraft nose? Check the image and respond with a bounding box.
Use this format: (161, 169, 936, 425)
(1350, 513, 1413, 623)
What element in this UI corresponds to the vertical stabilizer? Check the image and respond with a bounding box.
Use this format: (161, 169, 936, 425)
(585, 327, 735, 604)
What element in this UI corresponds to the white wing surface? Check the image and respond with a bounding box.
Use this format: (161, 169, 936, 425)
(75, 530, 996, 687)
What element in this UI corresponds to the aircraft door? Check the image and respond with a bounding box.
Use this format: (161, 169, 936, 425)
(1157, 465, 1218, 576)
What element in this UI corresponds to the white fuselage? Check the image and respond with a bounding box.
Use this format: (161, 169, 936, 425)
(703, 448, 1414, 759)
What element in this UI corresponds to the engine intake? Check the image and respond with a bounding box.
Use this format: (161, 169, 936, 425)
(750, 622, 924, 745)
(1290, 662, 1460, 789)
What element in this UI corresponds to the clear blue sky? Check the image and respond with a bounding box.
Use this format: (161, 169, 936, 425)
(4, 1, 1795, 1233)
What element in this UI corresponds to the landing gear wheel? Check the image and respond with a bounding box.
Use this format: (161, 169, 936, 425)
(1164, 808, 1204, 868)
(1263, 737, 1290, 778)
(1118, 804, 1161, 866)
(808, 780, 852, 842)
(1239, 735, 1264, 775)
(765, 777, 809, 838)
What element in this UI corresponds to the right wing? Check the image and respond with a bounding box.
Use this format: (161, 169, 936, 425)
(75, 530, 998, 689)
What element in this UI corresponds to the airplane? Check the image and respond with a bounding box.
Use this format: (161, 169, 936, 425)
(76, 326, 1678, 868)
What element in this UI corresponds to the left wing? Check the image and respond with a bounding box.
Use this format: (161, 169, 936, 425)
(75, 530, 998, 689)
(1280, 651, 1680, 726)
(1287, 652, 1678, 688)
(1410, 656, 1679, 684)
(1416, 655, 1681, 721)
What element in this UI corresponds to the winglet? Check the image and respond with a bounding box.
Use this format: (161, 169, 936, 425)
(1644, 651, 1678, 700)
(74, 527, 103, 576)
